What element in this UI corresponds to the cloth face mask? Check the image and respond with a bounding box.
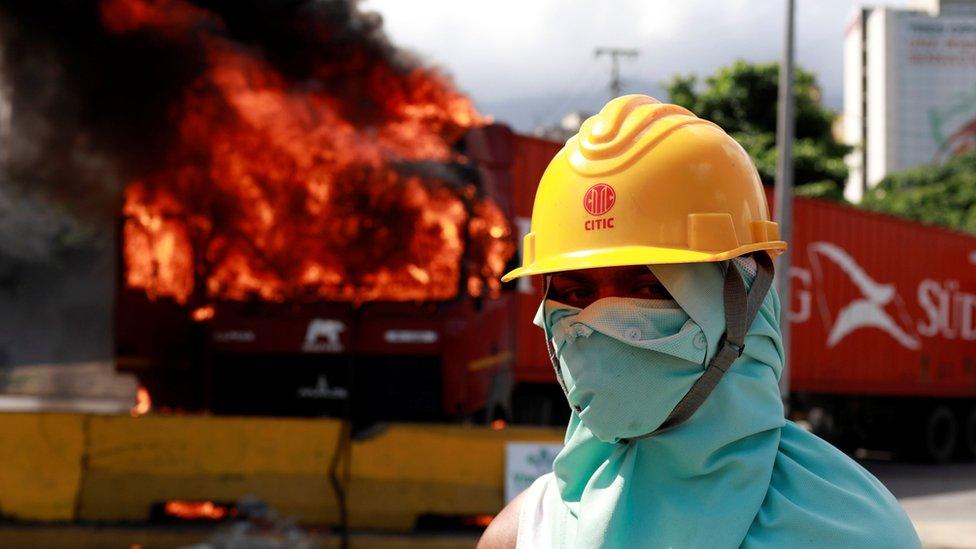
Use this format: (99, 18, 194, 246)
(536, 296, 709, 443)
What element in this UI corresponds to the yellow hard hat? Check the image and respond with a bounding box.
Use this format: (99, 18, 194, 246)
(501, 94, 786, 283)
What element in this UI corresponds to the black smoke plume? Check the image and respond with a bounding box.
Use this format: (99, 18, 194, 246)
(0, 0, 426, 233)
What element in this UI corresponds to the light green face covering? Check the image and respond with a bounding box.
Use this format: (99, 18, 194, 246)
(544, 296, 706, 443)
(530, 259, 921, 549)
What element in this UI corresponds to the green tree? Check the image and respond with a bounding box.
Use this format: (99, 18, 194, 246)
(666, 60, 850, 200)
(861, 152, 976, 234)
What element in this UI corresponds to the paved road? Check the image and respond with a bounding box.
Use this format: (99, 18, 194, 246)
(864, 460, 976, 549)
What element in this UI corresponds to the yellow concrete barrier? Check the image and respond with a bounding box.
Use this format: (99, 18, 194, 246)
(348, 424, 564, 530)
(0, 413, 85, 521)
(77, 415, 345, 524)
(0, 411, 563, 531)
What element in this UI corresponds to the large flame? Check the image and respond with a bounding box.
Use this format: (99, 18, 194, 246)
(108, 0, 512, 305)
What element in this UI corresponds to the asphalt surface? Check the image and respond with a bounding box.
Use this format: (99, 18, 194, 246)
(865, 459, 976, 549)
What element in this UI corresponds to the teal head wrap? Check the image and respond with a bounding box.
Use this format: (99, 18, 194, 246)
(528, 256, 921, 548)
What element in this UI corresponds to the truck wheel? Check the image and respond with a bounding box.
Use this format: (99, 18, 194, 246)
(919, 405, 958, 463)
(961, 406, 976, 461)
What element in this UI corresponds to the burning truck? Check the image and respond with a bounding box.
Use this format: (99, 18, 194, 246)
(86, 0, 525, 424)
(116, 121, 529, 423)
(0, 0, 566, 427)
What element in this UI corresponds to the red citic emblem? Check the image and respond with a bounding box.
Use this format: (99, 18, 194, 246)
(583, 183, 616, 216)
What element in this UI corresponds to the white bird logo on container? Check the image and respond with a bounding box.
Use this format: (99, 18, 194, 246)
(808, 241, 921, 350)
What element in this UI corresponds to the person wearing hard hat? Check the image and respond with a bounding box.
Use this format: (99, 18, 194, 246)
(478, 95, 920, 548)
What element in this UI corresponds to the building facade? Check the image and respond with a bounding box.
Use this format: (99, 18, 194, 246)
(844, 0, 976, 202)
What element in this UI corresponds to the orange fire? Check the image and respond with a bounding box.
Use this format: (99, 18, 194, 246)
(131, 386, 151, 416)
(106, 0, 512, 306)
(466, 514, 496, 528)
(191, 304, 215, 322)
(164, 500, 231, 521)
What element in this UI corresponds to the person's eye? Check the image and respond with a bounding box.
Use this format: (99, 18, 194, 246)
(554, 286, 593, 302)
(633, 282, 671, 299)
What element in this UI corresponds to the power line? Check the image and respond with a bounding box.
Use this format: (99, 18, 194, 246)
(595, 47, 639, 99)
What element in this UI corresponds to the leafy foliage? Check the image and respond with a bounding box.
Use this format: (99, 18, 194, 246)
(861, 152, 976, 234)
(665, 60, 850, 199)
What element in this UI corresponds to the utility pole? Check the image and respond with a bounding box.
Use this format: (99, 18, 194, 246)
(595, 48, 639, 99)
(774, 0, 795, 405)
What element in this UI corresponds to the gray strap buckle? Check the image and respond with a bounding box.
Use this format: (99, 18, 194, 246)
(719, 333, 745, 357)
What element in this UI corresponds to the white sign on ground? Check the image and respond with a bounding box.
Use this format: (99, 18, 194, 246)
(505, 441, 564, 503)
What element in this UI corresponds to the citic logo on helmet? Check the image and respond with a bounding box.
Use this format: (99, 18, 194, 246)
(583, 183, 615, 231)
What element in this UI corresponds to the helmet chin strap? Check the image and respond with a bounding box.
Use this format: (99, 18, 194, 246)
(540, 252, 775, 439)
(540, 273, 572, 400)
(629, 252, 775, 439)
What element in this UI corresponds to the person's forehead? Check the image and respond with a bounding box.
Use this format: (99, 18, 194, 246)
(552, 265, 656, 283)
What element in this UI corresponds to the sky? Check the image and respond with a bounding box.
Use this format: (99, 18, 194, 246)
(362, 0, 909, 132)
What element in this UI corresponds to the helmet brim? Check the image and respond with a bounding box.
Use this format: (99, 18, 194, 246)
(500, 241, 787, 282)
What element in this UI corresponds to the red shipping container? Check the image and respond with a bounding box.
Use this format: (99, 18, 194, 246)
(787, 197, 976, 398)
